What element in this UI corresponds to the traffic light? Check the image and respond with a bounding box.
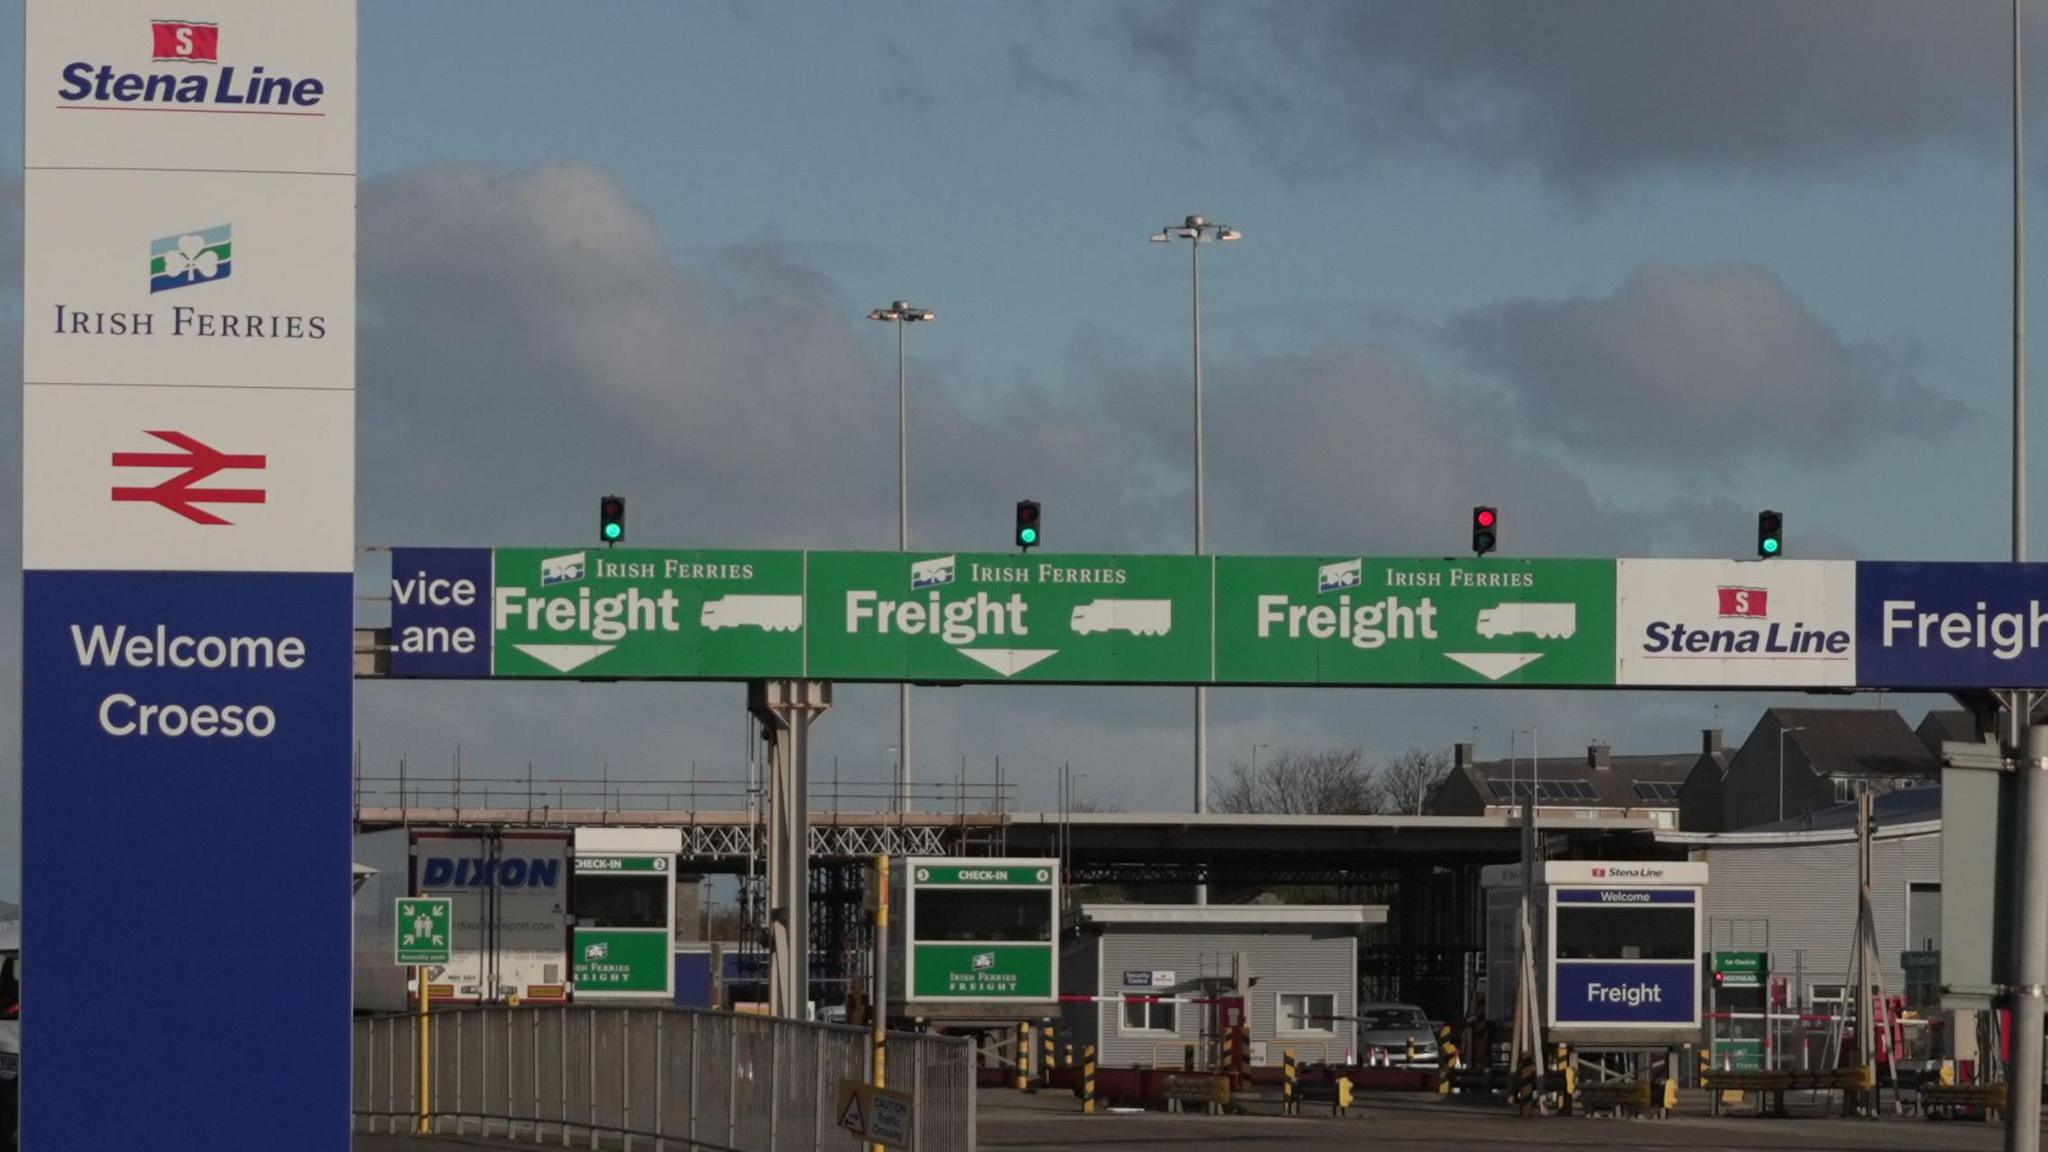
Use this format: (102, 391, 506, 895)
(1015, 500, 1041, 551)
(1472, 506, 1497, 556)
(600, 495, 626, 544)
(1757, 509, 1783, 559)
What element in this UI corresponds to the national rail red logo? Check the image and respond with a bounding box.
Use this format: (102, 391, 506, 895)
(56, 19, 327, 114)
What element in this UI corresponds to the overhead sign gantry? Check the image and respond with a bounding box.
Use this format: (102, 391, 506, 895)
(380, 548, 2048, 690)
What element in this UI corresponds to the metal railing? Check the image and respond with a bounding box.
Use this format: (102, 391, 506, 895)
(353, 1004, 975, 1151)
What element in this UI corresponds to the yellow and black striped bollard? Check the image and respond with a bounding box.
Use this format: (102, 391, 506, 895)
(1436, 1025, 1460, 1096)
(1016, 1021, 1032, 1091)
(1063, 1042, 1073, 1068)
(1553, 1042, 1574, 1115)
(1514, 1053, 1537, 1115)
(1283, 1049, 1298, 1116)
(1083, 1044, 1097, 1114)
(1041, 1021, 1055, 1088)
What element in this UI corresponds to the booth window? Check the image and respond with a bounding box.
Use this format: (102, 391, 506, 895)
(914, 890, 1051, 943)
(1120, 996, 1177, 1034)
(573, 874, 667, 929)
(1278, 993, 1335, 1034)
(1554, 906, 1692, 960)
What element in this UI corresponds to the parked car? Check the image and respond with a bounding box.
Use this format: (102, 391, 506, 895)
(1356, 1002, 1436, 1060)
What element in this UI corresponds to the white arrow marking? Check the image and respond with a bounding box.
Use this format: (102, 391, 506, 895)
(957, 648, 1058, 677)
(513, 643, 616, 673)
(1444, 652, 1545, 681)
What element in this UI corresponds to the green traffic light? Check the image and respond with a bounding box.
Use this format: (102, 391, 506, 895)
(1762, 537, 1779, 555)
(604, 523, 622, 541)
(1020, 528, 1038, 545)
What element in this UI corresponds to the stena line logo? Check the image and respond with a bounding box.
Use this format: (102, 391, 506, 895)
(1641, 585, 1849, 657)
(56, 19, 327, 115)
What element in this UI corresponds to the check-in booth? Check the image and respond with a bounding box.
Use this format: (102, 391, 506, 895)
(890, 857, 1060, 1021)
(1483, 861, 1707, 1048)
(571, 828, 681, 1001)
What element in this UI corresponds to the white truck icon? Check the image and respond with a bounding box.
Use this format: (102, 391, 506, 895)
(1069, 599, 1172, 637)
(699, 595, 804, 632)
(540, 551, 586, 587)
(1475, 602, 1577, 640)
(911, 555, 956, 590)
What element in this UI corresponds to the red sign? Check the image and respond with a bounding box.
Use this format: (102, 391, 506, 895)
(150, 20, 220, 63)
(1717, 586, 1768, 618)
(110, 430, 266, 525)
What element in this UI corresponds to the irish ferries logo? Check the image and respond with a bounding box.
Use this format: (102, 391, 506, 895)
(150, 224, 232, 294)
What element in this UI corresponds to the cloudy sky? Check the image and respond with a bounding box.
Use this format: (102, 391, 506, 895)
(4, 1, 2042, 898)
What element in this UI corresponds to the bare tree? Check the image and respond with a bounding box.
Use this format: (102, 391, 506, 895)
(1377, 747, 1454, 815)
(1211, 747, 1380, 814)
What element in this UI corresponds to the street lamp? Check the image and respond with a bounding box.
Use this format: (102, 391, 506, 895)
(869, 300, 936, 814)
(1151, 216, 1240, 818)
(1777, 725, 1806, 823)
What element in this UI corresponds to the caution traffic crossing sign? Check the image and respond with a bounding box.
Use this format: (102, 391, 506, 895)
(835, 1078, 912, 1148)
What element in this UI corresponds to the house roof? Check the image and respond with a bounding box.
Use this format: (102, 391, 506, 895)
(1453, 748, 1699, 810)
(1769, 707, 1936, 778)
(1917, 710, 1979, 756)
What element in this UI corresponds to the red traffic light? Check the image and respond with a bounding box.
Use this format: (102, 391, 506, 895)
(1475, 508, 1496, 529)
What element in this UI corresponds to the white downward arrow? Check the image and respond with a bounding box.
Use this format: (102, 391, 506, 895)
(957, 649, 1059, 677)
(1444, 652, 1545, 681)
(513, 643, 617, 674)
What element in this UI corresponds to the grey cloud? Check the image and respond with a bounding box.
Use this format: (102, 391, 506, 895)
(1450, 261, 1954, 464)
(1117, 0, 2008, 190)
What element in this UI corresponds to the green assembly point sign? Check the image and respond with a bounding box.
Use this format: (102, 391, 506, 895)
(912, 944, 1055, 1000)
(1213, 556, 1616, 685)
(395, 897, 453, 966)
(806, 552, 1211, 683)
(491, 548, 803, 678)
(572, 929, 670, 993)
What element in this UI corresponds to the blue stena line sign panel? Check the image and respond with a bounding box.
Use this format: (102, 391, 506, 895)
(389, 546, 493, 677)
(1857, 562, 2048, 688)
(1553, 961, 1699, 1025)
(22, 570, 353, 1149)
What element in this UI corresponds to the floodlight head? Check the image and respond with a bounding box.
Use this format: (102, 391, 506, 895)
(1218, 227, 1242, 241)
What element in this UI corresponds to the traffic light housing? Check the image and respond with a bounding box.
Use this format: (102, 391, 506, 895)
(1015, 500, 1041, 551)
(1472, 506, 1497, 556)
(600, 495, 626, 544)
(1757, 509, 1783, 559)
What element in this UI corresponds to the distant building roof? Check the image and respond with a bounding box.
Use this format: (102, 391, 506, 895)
(1451, 743, 1696, 810)
(1770, 707, 1935, 779)
(1081, 904, 1385, 929)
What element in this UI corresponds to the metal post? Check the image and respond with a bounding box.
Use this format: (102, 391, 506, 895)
(417, 966, 432, 1135)
(897, 312, 911, 816)
(2017, 0, 2029, 566)
(2005, 722, 2048, 1152)
(1191, 229, 1207, 834)
(872, 854, 890, 1152)
(688, 1014, 700, 1147)
(753, 680, 833, 1018)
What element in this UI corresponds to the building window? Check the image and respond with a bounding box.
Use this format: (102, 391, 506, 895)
(1120, 996, 1176, 1034)
(1277, 993, 1336, 1034)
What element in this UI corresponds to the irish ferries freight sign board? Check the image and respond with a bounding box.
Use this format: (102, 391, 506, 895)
(904, 858, 1058, 1004)
(381, 551, 2048, 690)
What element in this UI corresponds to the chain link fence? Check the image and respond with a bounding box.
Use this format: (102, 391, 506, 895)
(354, 1005, 974, 1151)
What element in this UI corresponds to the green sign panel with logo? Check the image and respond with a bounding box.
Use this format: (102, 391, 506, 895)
(1214, 557, 1616, 686)
(912, 944, 1056, 1000)
(572, 929, 670, 994)
(806, 552, 1211, 683)
(395, 897, 453, 966)
(491, 548, 803, 678)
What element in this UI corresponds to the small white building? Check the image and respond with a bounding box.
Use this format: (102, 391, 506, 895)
(1058, 904, 1385, 1069)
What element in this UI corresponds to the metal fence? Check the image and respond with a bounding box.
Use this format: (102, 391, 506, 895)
(353, 1005, 975, 1151)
